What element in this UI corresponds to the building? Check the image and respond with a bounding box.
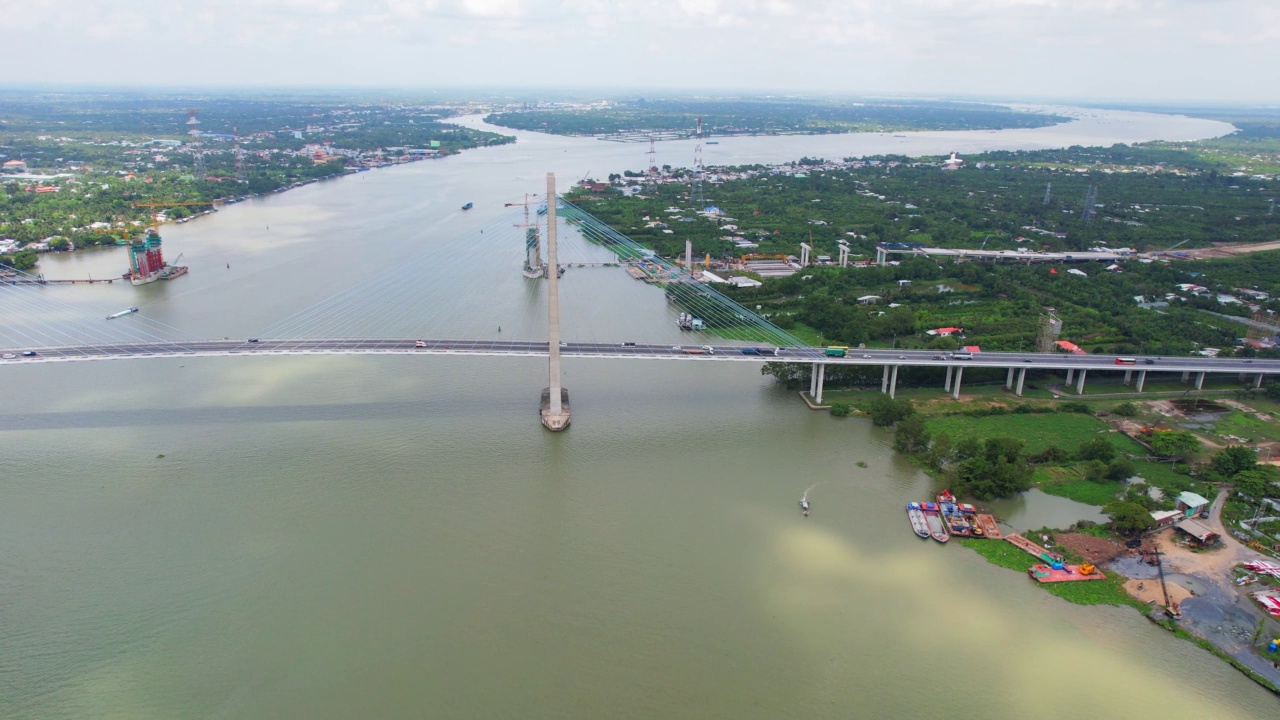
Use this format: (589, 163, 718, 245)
(1175, 491, 1211, 517)
(2, 160, 27, 173)
(1174, 518, 1219, 545)
(927, 327, 963, 337)
(856, 295, 882, 305)
(1150, 509, 1182, 527)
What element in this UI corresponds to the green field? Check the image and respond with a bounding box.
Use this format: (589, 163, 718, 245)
(1034, 467, 1124, 505)
(925, 412, 1133, 455)
(1211, 411, 1280, 444)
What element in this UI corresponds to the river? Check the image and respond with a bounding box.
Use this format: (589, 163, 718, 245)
(4, 107, 1276, 718)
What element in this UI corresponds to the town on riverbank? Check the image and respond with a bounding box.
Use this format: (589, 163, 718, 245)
(0, 91, 514, 273)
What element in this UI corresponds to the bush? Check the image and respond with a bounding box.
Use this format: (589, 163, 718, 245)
(1029, 446, 1070, 464)
(1113, 402, 1138, 417)
(1077, 437, 1117, 463)
(1107, 457, 1137, 481)
(869, 396, 915, 427)
(830, 403, 851, 417)
(1060, 402, 1092, 414)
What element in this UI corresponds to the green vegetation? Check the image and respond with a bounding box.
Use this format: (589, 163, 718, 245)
(0, 90, 512, 270)
(575, 132, 1280, 357)
(925, 413, 1125, 455)
(486, 98, 1066, 137)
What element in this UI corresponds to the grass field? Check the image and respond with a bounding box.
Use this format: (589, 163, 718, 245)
(925, 412, 1129, 455)
(1034, 466, 1124, 505)
(1211, 411, 1280, 444)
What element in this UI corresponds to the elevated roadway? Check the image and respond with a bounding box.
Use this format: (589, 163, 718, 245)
(2, 339, 1274, 402)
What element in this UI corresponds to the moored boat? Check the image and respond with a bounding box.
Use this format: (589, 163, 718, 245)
(921, 502, 949, 544)
(461, 202, 473, 210)
(906, 502, 929, 539)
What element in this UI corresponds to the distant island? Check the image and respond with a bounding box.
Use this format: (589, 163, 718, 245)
(484, 98, 1068, 140)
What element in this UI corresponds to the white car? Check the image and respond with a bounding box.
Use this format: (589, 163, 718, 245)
(414, 340, 427, 348)
(1, 353, 15, 359)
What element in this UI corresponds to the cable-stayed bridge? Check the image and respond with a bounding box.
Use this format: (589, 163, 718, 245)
(3, 173, 1278, 429)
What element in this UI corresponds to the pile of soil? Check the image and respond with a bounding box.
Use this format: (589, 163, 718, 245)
(1056, 533, 1127, 564)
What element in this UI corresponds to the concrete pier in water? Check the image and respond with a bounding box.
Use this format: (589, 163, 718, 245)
(541, 172, 570, 431)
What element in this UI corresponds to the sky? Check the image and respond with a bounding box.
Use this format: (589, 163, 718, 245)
(3, 0, 1278, 103)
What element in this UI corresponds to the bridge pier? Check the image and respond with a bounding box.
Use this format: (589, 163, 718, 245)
(815, 363, 826, 405)
(1195, 371, 1205, 390)
(810, 363, 819, 397)
(881, 365, 890, 394)
(540, 173, 570, 432)
(1256, 373, 1265, 389)
(1136, 370, 1147, 392)
(1075, 369, 1087, 395)
(944, 366, 954, 392)
(1123, 370, 1132, 385)
(1181, 371, 1190, 383)
(1005, 367, 1014, 390)
(1015, 367, 1027, 397)
(1066, 369, 1075, 385)
(889, 365, 900, 399)
(951, 366, 963, 400)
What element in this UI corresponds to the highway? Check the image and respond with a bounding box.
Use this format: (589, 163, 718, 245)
(1, 338, 1278, 377)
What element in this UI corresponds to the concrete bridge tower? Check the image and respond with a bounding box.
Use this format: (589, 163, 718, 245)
(541, 172, 570, 431)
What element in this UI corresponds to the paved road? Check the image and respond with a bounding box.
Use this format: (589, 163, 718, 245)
(2, 338, 1279, 376)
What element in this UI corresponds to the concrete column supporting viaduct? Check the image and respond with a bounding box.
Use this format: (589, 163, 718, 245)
(945, 366, 954, 392)
(1181, 371, 1190, 383)
(1075, 369, 1087, 395)
(1015, 367, 1027, 396)
(1066, 369, 1075, 385)
(1195, 371, 1205, 390)
(889, 365, 900, 399)
(951, 366, 964, 400)
(1136, 370, 1147, 392)
(1005, 367, 1015, 390)
(1123, 370, 1132, 385)
(815, 363, 826, 405)
(810, 363, 819, 397)
(881, 365, 891, 393)
(1257, 373, 1265, 389)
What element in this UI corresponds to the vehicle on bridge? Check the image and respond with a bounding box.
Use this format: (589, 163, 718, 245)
(415, 340, 427, 348)
(740, 347, 780, 356)
(1115, 357, 1137, 365)
(824, 346, 848, 357)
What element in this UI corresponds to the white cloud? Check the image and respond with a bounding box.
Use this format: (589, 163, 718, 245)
(0, 0, 1274, 102)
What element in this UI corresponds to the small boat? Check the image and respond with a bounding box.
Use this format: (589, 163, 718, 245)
(461, 202, 473, 210)
(922, 502, 949, 544)
(906, 502, 929, 539)
(106, 306, 139, 320)
(705, 140, 719, 145)
(800, 499, 810, 517)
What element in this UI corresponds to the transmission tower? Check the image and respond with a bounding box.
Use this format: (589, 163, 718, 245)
(1081, 184, 1098, 222)
(233, 125, 247, 184)
(1043, 182, 1052, 205)
(645, 137, 658, 193)
(1036, 310, 1062, 353)
(691, 116, 705, 206)
(184, 109, 206, 176)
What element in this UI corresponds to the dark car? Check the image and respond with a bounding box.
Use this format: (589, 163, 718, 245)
(1143, 359, 1155, 365)
(247, 338, 259, 343)
(21, 350, 36, 356)
(622, 342, 636, 347)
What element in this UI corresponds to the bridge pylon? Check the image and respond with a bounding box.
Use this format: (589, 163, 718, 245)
(541, 172, 570, 431)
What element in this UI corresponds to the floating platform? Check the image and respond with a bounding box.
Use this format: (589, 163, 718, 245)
(1005, 533, 1053, 559)
(976, 514, 1002, 539)
(1028, 564, 1106, 583)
